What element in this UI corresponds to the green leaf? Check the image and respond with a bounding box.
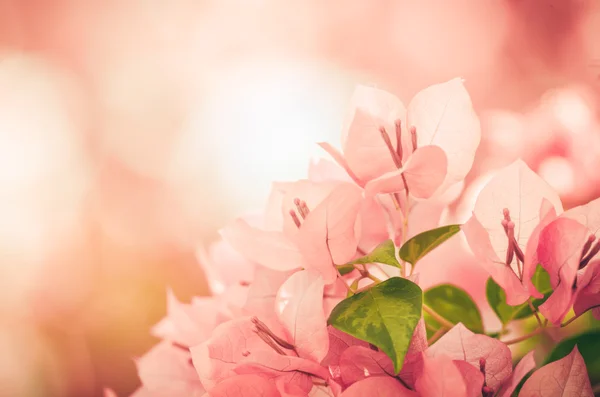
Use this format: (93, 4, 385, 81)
(486, 265, 552, 325)
(423, 284, 484, 333)
(399, 224, 461, 266)
(543, 330, 600, 385)
(327, 277, 422, 374)
(344, 239, 401, 269)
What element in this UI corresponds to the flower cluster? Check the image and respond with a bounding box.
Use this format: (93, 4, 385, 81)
(115, 79, 599, 397)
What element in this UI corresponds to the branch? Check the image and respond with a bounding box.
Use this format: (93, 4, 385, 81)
(423, 305, 455, 330)
(502, 327, 545, 345)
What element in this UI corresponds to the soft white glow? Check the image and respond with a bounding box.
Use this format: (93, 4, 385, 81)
(550, 90, 592, 134)
(191, 58, 353, 211)
(538, 156, 575, 196)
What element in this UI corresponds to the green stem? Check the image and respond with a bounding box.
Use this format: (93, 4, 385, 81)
(428, 327, 447, 345)
(502, 327, 545, 345)
(367, 274, 382, 283)
(422, 305, 455, 329)
(526, 298, 544, 328)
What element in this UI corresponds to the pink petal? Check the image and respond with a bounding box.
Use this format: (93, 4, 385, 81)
(497, 351, 536, 397)
(472, 160, 563, 271)
(573, 260, 600, 317)
(192, 317, 329, 390)
(563, 196, 600, 237)
(463, 215, 530, 305)
(402, 145, 448, 199)
(136, 342, 204, 396)
(426, 323, 512, 390)
(308, 158, 353, 183)
(209, 374, 280, 397)
(341, 86, 405, 183)
(198, 238, 256, 295)
(454, 360, 485, 397)
(221, 219, 303, 272)
(317, 142, 363, 186)
(356, 196, 390, 252)
(152, 290, 219, 348)
(276, 180, 340, 240)
(406, 78, 480, 188)
(395, 319, 428, 389)
(339, 346, 394, 387)
(414, 354, 470, 397)
(519, 347, 593, 397)
(522, 199, 557, 299)
(537, 217, 588, 324)
(339, 376, 418, 397)
(363, 168, 407, 198)
(297, 184, 362, 283)
(321, 326, 369, 379)
(276, 270, 329, 362)
(244, 266, 296, 337)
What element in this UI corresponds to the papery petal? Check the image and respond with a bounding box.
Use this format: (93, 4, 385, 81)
(297, 184, 362, 283)
(136, 342, 205, 397)
(573, 260, 600, 317)
(339, 346, 394, 387)
(397, 319, 430, 388)
(221, 219, 303, 272)
(191, 317, 328, 390)
(463, 215, 530, 305)
(414, 354, 469, 397)
(152, 290, 219, 348)
(537, 217, 588, 324)
(317, 142, 363, 186)
(198, 238, 255, 295)
(522, 199, 557, 299)
(341, 86, 405, 183)
(563, 196, 600, 237)
(209, 374, 280, 397)
(339, 376, 418, 397)
(244, 266, 296, 336)
(321, 326, 369, 370)
(308, 158, 353, 184)
(406, 78, 480, 188)
(519, 347, 593, 397)
(426, 323, 512, 390)
(357, 196, 390, 252)
(276, 270, 329, 362)
(473, 160, 562, 268)
(454, 360, 485, 397)
(276, 180, 340, 240)
(497, 351, 536, 397)
(363, 169, 406, 198)
(402, 145, 448, 198)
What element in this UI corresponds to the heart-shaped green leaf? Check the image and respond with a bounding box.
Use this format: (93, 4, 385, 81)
(399, 224, 461, 266)
(423, 284, 483, 334)
(327, 277, 422, 373)
(343, 239, 401, 269)
(486, 265, 552, 325)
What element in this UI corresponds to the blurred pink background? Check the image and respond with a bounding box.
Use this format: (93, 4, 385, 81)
(0, 1, 599, 396)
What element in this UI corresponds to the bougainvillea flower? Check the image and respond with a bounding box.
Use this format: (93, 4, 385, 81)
(339, 376, 418, 397)
(191, 317, 330, 392)
(496, 351, 536, 397)
(463, 160, 563, 305)
(414, 354, 484, 397)
(573, 259, 600, 319)
(135, 342, 205, 397)
(151, 290, 222, 348)
(222, 181, 363, 284)
(519, 347, 593, 397)
(425, 323, 512, 391)
(319, 79, 479, 198)
(536, 217, 589, 324)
